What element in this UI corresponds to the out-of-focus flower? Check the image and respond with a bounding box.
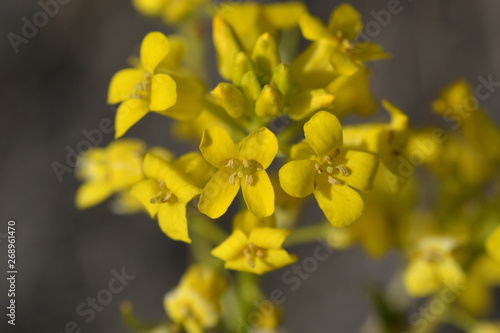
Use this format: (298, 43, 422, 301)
(132, 0, 208, 24)
(403, 236, 466, 297)
(164, 265, 227, 333)
(75, 139, 146, 209)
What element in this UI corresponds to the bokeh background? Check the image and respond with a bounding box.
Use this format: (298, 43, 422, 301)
(1, 0, 500, 332)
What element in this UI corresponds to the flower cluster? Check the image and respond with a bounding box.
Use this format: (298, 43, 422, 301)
(75, 2, 500, 332)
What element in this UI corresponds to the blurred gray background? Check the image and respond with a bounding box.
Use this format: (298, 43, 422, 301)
(1, 0, 500, 332)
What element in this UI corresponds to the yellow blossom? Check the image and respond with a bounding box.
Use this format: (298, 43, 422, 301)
(212, 227, 297, 274)
(75, 139, 146, 209)
(132, 0, 208, 24)
(164, 265, 227, 333)
(198, 126, 278, 219)
(108, 32, 204, 138)
(291, 4, 389, 89)
(131, 152, 215, 243)
(403, 236, 466, 297)
(279, 111, 378, 227)
(343, 100, 411, 193)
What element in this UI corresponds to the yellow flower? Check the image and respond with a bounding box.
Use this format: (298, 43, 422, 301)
(232, 210, 275, 234)
(75, 139, 146, 209)
(403, 236, 466, 297)
(291, 4, 389, 89)
(459, 255, 500, 316)
(133, 0, 208, 24)
(342, 100, 411, 192)
(486, 225, 500, 263)
(108, 32, 203, 138)
(215, 2, 306, 64)
(279, 111, 378, 227)
(326, 67, 377, 118)
(432, 79, 500, 164)
(198, 126, 278, 219)
(164, 265, 226, 333)
(471, 323, 500, 333)
(212, 227, 297, 274)
(131, 152, 215, 243)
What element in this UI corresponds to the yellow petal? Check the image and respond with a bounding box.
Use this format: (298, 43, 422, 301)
(140, 31, 170, 73)
(403, 258, 439, 297)
(241, 169, 275, 218)
(198, 167, 240, 219)
(114, 99, 150, 138)
(287, 89, 335, 120)
(278, 160, 316, 198)
(251, 32, 281, 82)
(262, 2, 306, 29)
(143, 153, 201, 203)
(158, 201, 191, 243)
(132, 0, 164, 16)
(289, 140, 316, 161)
(327, 4, 362, 41)
(150, 73, 177, 111)
(255, 85, 285, 117)
(350, 42, 391, 62)
(298, 13, 330, 41)
(130, 179, 161, 218)
(330, 47, 359, 76)
(211, 229, 248, 261)
(107, 69, 145, 104)
(225, 249, 297, 274)
(213, 15, 242, 80)
(75, 182, 113, 209)
(232, 211, 275, 236)
(199, 126, 238, 168)
(326, 67, 376, 117)
(313, 179, 364, 227)
(211, 82, 246, 118)
(486, 226, 500, 263)
(291, 39, 337, 89)
(249, 228, 290, 249)
(239, 127, 278, 169)
(156, 73, 204, 120)
(304, 111, 343, 157)
(336, 150, 378, 192)
(173, 152, 217, 189)
(146, 146, 175, 163)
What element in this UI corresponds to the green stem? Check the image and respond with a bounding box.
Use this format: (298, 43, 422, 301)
(190, 215, 228, 245)
(283, 223, 331, 248)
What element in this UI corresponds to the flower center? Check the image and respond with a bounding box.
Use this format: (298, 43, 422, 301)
(131, 72, 152, 100)
(314, 150, 349, 186)
(225, 159, 263, 186)
(242, 242, 265, 268)
(150, 179, 175, 204)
